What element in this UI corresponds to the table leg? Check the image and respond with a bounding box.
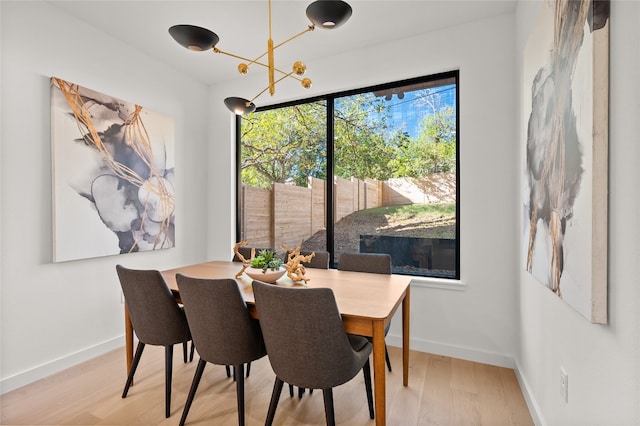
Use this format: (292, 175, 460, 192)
(402, 287, 410, 386)
(125, 303, 133, 375)
(372, 320, 386, 426)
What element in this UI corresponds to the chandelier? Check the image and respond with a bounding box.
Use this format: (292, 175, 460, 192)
(169, 0, 352, 115)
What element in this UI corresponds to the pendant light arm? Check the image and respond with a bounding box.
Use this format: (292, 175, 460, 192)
(213, 47, 304, 81)
(249, 69, 299, 104)
(272, 25, 315, 51)
(213, 47, 267, 67)
(212, 22, 314, 71)
(243, 26, 316, 69)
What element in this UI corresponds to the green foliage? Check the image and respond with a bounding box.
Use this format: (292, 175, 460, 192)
(358, 203, 455, 218)
(389, 106, 456, 177)
(240, 89, 456, 188)
(333, 94, 398, 180)
(250, 249, 283, 272)
(240, 103, 327, 189)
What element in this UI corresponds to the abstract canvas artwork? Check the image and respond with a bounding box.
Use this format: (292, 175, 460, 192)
(51, 78, 175, 262)
(523, 0, 609, 323)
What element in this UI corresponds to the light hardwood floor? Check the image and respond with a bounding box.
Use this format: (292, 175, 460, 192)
(1, 345, 533, 425)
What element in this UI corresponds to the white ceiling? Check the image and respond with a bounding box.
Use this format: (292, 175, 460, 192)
(48, 0, 516, 86)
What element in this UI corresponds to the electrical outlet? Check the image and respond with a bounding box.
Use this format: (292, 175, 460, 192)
(560, 367, 568, 403)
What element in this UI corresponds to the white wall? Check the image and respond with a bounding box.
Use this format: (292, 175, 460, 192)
(4, 2, 637, 424)
(515, 1, 640, 424)
(0, 1, 211, 392)
(207, 13, 521, 368)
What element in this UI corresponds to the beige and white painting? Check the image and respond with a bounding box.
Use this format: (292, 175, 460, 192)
(51, 78, 175, 262)
(523, 0, 609, 323)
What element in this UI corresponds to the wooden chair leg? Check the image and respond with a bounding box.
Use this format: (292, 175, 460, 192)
(322, 388, 336, 426)
(165, 345, 173, 418)
(122, 342, 145, 398)
(179, 359, 207, 426)
(265, 378, 284, 426)
(235, 364, 245, 426)
(363, 358, 375, 419)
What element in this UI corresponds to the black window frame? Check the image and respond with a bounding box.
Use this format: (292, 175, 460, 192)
(235, 70, 460, 280)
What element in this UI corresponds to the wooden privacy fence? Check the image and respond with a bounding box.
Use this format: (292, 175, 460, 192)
(238, 172, 455, 251)
(239, 176, 382, 250)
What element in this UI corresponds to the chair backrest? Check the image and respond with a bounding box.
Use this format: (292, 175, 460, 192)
(287, 250, 330, 269)
(116, 265, 190, 346)
(232, 246, 273, 262)
(338, 252, 392, 274)
(252, 280, 369, 390)
(176, 274, 266, 366)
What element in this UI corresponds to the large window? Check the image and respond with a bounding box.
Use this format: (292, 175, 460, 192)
(237, 71, 459, 279)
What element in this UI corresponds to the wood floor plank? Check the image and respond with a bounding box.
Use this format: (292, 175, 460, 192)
(418, 354, 454, 425)
(1, 345, 533, 425)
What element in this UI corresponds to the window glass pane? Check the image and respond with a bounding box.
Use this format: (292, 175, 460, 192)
(239, 101, 327, 255)
(333, 78, 457, 278)
(237, 72, 458, 279)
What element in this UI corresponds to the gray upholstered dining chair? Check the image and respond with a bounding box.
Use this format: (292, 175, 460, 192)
(338, 252, 394, 372)
(116, 265, 193, 418)
(231, 245, 275, 379)
(338, 251, 392, 274)
(286, 249, 330, 270)
(252, 280, 375, 425)
(283, 249, 330, 398)
(176, 274, 267, 426)
(232, 246, 274, 262)
(232, 246, 253, 262)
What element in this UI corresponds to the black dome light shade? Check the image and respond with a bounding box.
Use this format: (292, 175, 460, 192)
(169, 25, 220, 51)
(224, 97, 256, 115)
(306, 0, 352, 29)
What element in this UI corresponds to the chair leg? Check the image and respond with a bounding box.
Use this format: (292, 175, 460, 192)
(265, 377, 284, 426)
(235, 364, 245, 426)
(226, 365, 231, 378)
(122, 342, 145, 398)
(179, 358, 207, 426)
(183, 341, 188, 363)
(385, 344, 392, 372)
(246, 361, 251, 378)
(165, 345, 173, 418)
(289, 384, 294, 397)
(363, 358, 375, 419)
(189, 341, 196, 362)
(298, 387, 305, 398)
(322, 388, 336, 426)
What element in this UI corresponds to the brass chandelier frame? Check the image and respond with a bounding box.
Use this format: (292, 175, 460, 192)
(169, 0, 352, 115)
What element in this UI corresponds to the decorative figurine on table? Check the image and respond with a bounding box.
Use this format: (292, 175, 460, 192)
(233, 241, 315, 285)
(233, 240, 255, 279)
(281, 242, 315, 285)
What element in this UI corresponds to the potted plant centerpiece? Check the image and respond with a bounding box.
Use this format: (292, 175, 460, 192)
(244, 249, 285, 283)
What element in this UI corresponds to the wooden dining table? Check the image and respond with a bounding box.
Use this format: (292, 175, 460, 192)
(124, 260, 411, 426)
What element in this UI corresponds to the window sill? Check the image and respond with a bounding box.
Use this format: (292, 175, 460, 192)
(409, 277, 466, 291)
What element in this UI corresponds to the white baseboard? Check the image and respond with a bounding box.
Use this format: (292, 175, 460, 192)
(514, 359, 545, 426)
(386, 334, 515, 368)
(0, 336, 123, 394)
